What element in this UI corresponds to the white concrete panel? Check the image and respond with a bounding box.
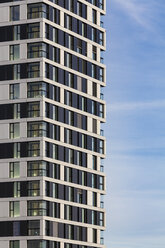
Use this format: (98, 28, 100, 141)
(60, 50, 64, 66)
(60, 203, 64, 219)
(97, 12, 100, 26)
(61, 164, 64, 180)
(60, 126, 64, 142)
(0, 84, 9, 100)
(97, 120, 100, 135)
(87, 80, 92, 96)
(0, 123, 9, 139)
(0, 162, 8, 179)
(20, 161, 26, 178)
(20, 82, 27, 99)
(88, 227, 92, 242)
(0, 46, 9, 62)
(21, 240, 27, 248)
(41, 21, 44, 38)
(87, 6, 92, 22)
(87, 117, 92, 132)
(88, 191, 92, 206)
(0, 201, 9, 218)
(60, 88, 64, 104)
(0, 7, 9, 22)
(20, 122, 27, 138)
(0, 241, 8, 248)
(87, 154, 92, 169)
(87, 43, 92, 59)
(60, 11, 64, 27)
(20, 201, 27, 217)
(20, 4, 27, 21)
(20, 43, 27, 60)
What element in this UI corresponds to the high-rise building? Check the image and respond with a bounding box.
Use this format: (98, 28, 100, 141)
(0, 0, 106, 248)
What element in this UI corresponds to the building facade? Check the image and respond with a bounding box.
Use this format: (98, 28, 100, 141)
(0, 0, 106, 248)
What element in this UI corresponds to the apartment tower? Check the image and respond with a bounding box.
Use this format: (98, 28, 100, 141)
(0, 0, 106, 248)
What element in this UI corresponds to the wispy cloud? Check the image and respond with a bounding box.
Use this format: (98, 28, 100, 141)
(107, 99, 165, 112)
(112, 0, 155, 30)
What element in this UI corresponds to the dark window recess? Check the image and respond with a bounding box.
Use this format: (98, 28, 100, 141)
(27, 240, 60, 248)
(0, 23, 40, 42)
(46, 181, 87, 205)
(0, 221, 28, 237)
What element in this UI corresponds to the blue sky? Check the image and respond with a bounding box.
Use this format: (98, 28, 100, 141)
(104, 0, 165, 247)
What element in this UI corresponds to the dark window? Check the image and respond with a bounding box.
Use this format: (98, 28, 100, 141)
(28, 122, 47, 137)
(28, 142, 40, 157)
(10, 84, 20, 99)
(10, 240, 20, 248)
(13, 25, 20, 40)
(28, 200, 47, 216)
(28, 23, 40, 39)
(28, 102, 40, 118)
(28, 63, 40, 78)
(27, 161, 47, 177)
(27, 43, 48, 58)
(28, 220, 40, 236)
(27, 82, 47, 98)
(28, 181, 40, 196)
(10, 6, 19, 21)
(27, 3, 48, 19)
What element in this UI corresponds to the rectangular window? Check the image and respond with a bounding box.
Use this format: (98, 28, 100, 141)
(10, 84, 20, 99)
(28, 63, 40, 78)
(13, 103, 20, 119)
(93, 229, 97, 243)
(77, 2, 82, 17)
(92, 64, 97, 79)
(92, 28, 97, 42)
(10, 6, 20, 21)
(65, 15, 72, 30)
(10, 123, 20, 139)
(92, 46, 97, 61)
(28, 122, 47, 137)
(100, 31, 104, 46)
(28, 23, 40, 39)
(14, 143, 20, 158)
(13, 64, 20, 80)
(92, 9, 97, 24)
(27, 82, 47, 98)
(27, 161, 47, 177)
(28, 181, 40, 196)
(28, 220, 40, 236)
(10, 45, 20, 60)
(27, 43, 48, 58)
(27, 3, 48, 19)
(10, 241, 19, 248)
(92, 192, 97, 207)
(28, 200, 47, 216)
(52, 27, 58, 42)
(13, 25, 20, 40)
(68, 35, 74, 50)
(99, 103, 104, 118)
(92, 155, 97, 170)
(66, 205, 72, 220)
(28, 102, 40, 118)
(14, 182, 20, 198)
(28, 142, 40, 157)
(92, 119, 97, 134)
(99, 140, 104, 154)
(10, 162, 20, 178)
(10, 201, 20, 217)
(99, 176, 104, 190)
(77, 39, 82, 54)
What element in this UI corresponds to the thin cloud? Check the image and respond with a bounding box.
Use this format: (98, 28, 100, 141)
(112, 0, 155, 30)
(107, 99, 165, 112)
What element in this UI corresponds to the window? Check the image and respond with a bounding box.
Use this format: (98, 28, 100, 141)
(13, 103, 20, 119)
(82, 23, 87, 37)
(10, 201, 20, 217)
(68, 225, 74, 239)
(28, 23, 40, 39)
(92, 9, 97, 24)
(93, 118, 97, 134)
(52, 183, 58, 198)
(93, 229, 97, 243)
(27, 240, 46, 248)
(27, 82, 47, 98)
(14, 182, 20, 198)
(65, 167, 72, 182)
(81, 134, 87, 149)
(92, 155, 97, 170)
(13, 25, 20, 40)
(45, 23, 49, 39)
(99, 176, 104, 190)
(100, 194, 104, 208)
(100, 31, 104, 46)
(66, 205, 72, 220)
(27, 161, 47, 177)
(92, 28, 97, 42)
(10, 162, 20, 178)
(65, 53, 72, 68)
(100, 212, 104, 226)
(65, 15, 72, 30)
(99, 0, 104, 10)
(28, 102, 40, 117)
(68, 73, 74, 88)
(68, 111, 74, 126)
(10, 45, 20, 60)
(92, 174, 97, 188)
(65, 91, 72, 106)
(28, 142, 40, 157)
(53, 66, 58, 82)
(14, 143, 20, 158)
(68, 0, 74, 11)
(100, 67, 104, 81)
(68, 186, 74, 202)
(92, 64, 96, 79)
(77, 2, 82, 17)
(10, 123, 20, 139)
(13, 64, 20, 80)
(28, 122, 47, 137)
(27, 3, 48, 19)
(28, 43, 48, 58)
(52, 144, 58, 159)
(52, 27, 58, 42)
(99, 140, 104, 154)
(68, 35, 74, 50)
(77, 39, 82, 54)
(92, 192, 97, 207)
(100, 230, 104, 244)
(28, 220, 40, 236)
(99, 103, 104, 118)
(10, 6, 20, 21)
(68, 149, 74, 164)
(28, 63, 40, 78)
(28, 200, 47, 216)
(28, 181, 40, 196)
(92, 210, 97, 225)
(10, 84, 20, 99)
(77, 189, 83, 203)
(92, 46, 97, 61)
(10, 241, 19, 248)
(65, 129, 72, 144)
(77, 76, 82, 91)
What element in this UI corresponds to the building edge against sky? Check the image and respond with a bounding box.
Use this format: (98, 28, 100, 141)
(0, 0, 106, 248)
